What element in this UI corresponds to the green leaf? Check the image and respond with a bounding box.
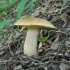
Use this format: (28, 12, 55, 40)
(20, 15, 27, 18)
(0, 19, 13, 28)
(38, 35, 49, 42)
(0, 35, 2, 38)
(0, 0, 18, 10)
(59, 0, 67, 14)
(16, 0, 27, 18)
(2, 11, 7, 16)
(26, 0, 35, 11)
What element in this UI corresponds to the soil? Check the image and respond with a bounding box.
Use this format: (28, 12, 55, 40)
(0, 0, 70, 70)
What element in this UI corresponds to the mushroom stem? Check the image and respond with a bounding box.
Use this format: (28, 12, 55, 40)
(24, 28, 40, 56)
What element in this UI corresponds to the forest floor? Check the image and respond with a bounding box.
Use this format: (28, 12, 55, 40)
(0, 0, 70, 70)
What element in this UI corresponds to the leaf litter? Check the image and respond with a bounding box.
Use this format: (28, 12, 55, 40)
(0, 0, 70, 70)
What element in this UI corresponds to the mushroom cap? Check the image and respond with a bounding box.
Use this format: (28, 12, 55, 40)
(14, 17, 56, 30)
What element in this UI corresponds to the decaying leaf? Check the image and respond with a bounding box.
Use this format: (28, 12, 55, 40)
(31, 10, 40, 17)
(54, 8, 60, 13)
(66, 27, 70, 47)
(59, 63, 70, 70)
(38, 47, 43, 53)
(42, 42, 49, 49)
(50, 35, 60, 50)
(41, 3, 51, 14)
(38, 47, 46, 56)
(0, 51, 6, 56)
(5, 34, 13, 45)
(38, 42, 48, 56)
(60, 13, 68, 27)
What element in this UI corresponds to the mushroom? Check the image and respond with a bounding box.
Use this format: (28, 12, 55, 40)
(14, 17, 56, 56)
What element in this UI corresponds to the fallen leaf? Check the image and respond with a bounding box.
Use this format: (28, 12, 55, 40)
(50, 35, 60, 50)
(59, 63, 70, 70)
(66, 27, 70, 47)
(20, 27, 26, 32)
(38, 47, 43, 53)
(38, 42, 43, 52)
(54, 8, 60, 12)
(42, 42, 49, 49)
(31, 10, 40, 17)
(38, 47, 46, 56)
(38, 42, 42, 48)
(0, 51, 6, 56)
(5, 34, 13, 45)
(65, 51, 69, 57)
(60, 13, 68, 27)
(14, 65, 23, 70)
(66, 40, 70, 47)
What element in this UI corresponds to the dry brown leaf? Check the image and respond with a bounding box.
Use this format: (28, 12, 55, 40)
(38, 42, 47, 56)
(38, 47, 46, 56)
(60, 13, 68, 27)
(20, 27, 26, 32)
(38, 42, 49, 56)
(42, 44, 49, 49)
(38, 47, 43, 53)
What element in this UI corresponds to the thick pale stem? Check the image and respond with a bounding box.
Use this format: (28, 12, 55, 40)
(24, 28, 40, 56)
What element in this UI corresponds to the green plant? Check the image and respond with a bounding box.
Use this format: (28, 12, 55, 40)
(59, 0, 67, 14)
(2, 11, 7, 16)
(38, 34, 49, 42)
(0, 28, 20, 38)
(26, 0, 35, 12)
(16, 0, 27, 18)
(0, 0, 18, 10)
(0, 0, 36, 28)
(0, 19, 13, 28)
(16, 0, 35, 18)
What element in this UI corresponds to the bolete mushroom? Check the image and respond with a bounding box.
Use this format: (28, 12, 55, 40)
(14, 17, 56, 56)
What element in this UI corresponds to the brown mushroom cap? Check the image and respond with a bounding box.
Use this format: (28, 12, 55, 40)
(14, 17, 56, 30)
